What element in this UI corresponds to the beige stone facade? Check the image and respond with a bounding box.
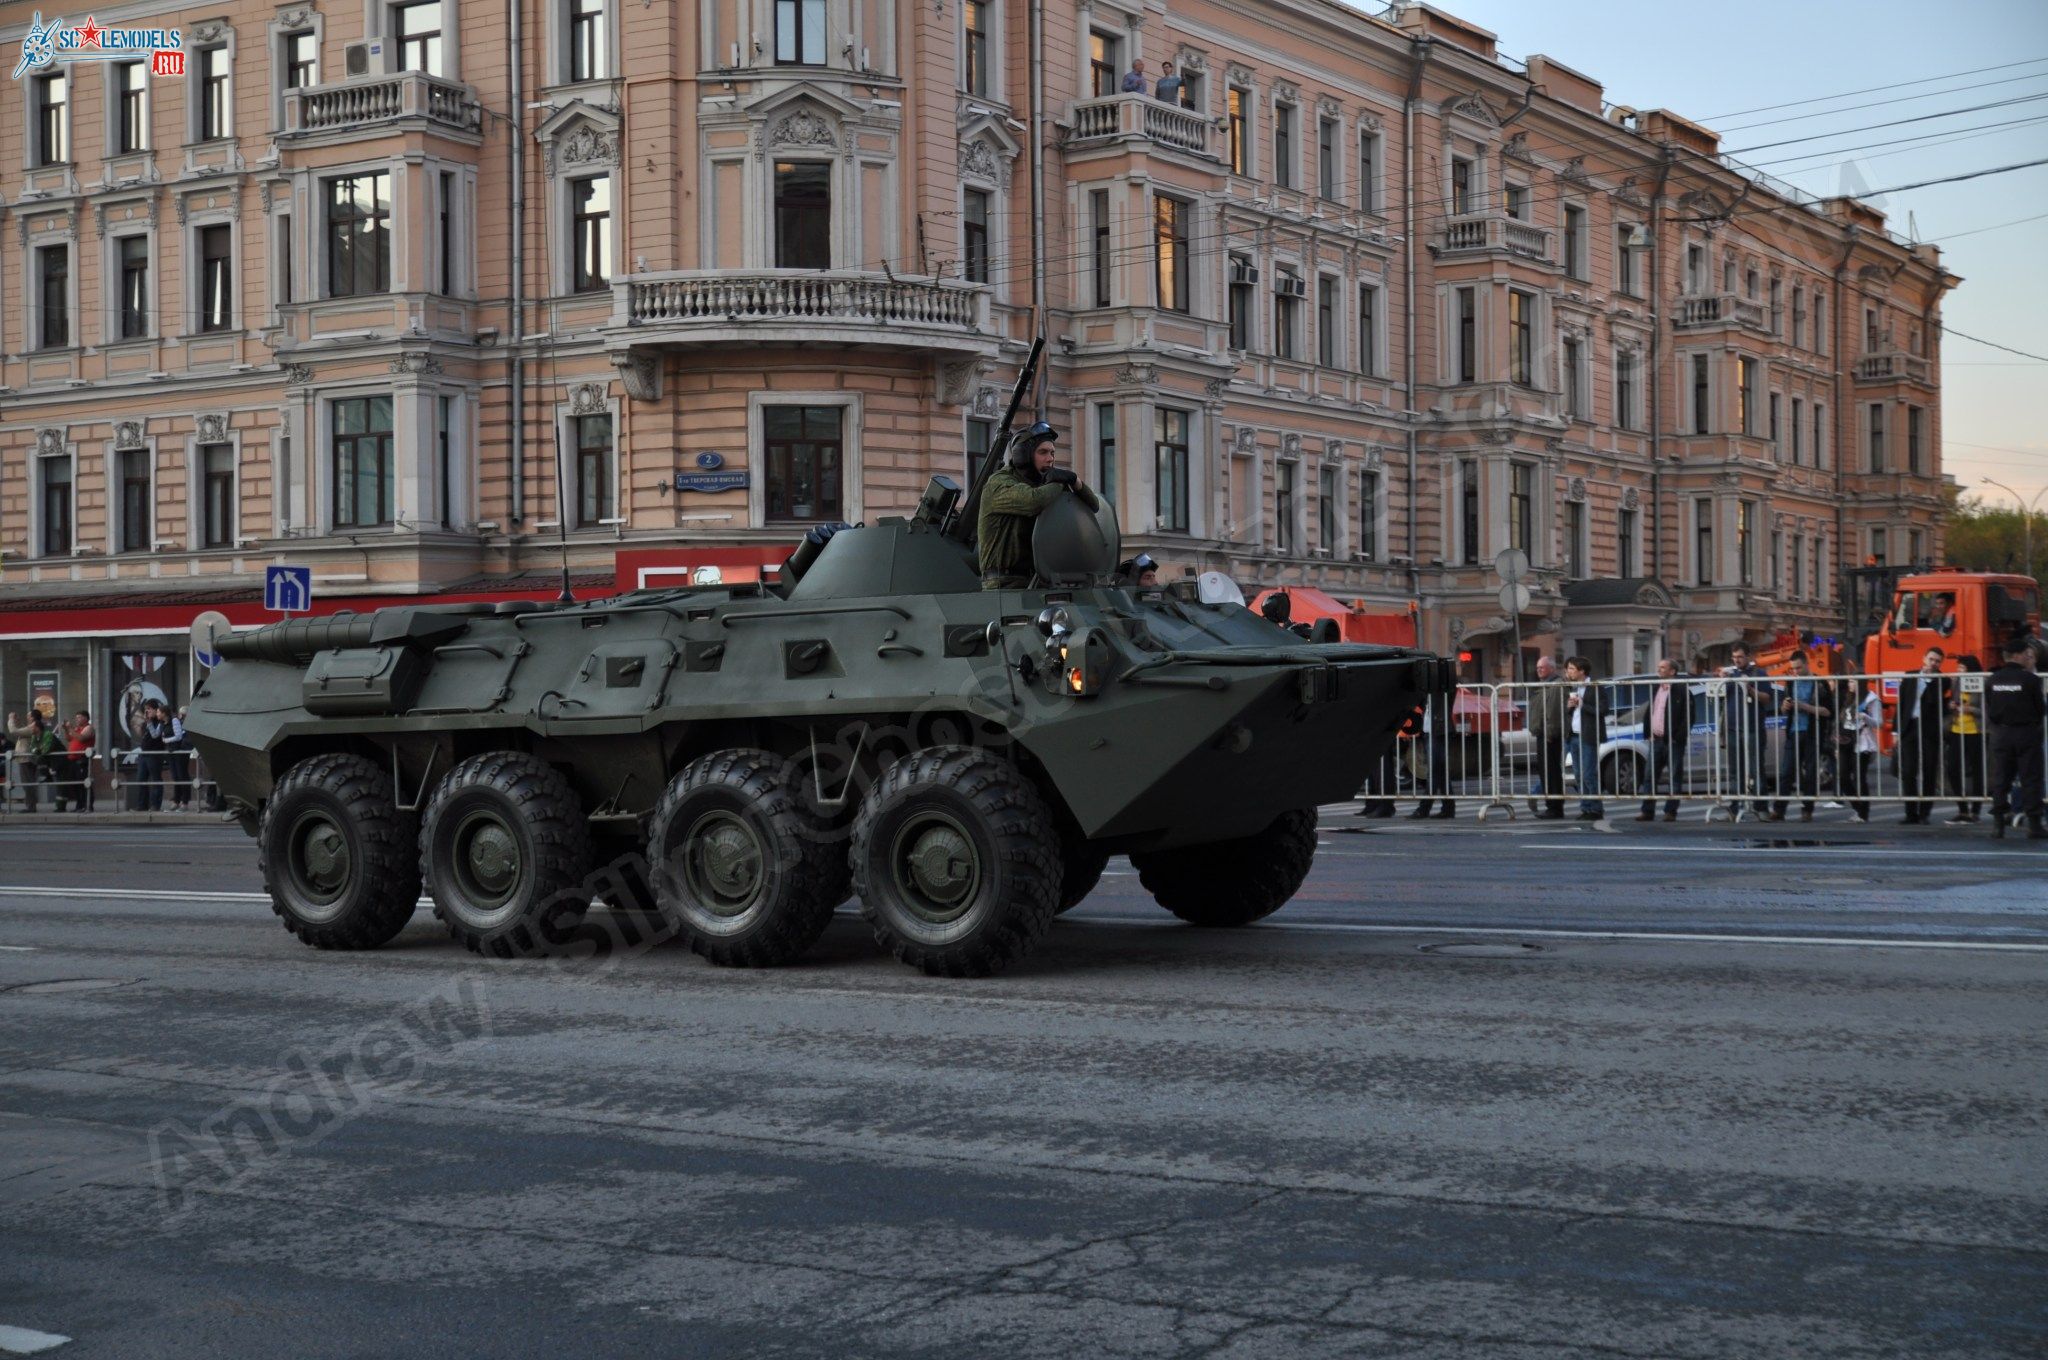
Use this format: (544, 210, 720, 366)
(0, 0, 1954, 685)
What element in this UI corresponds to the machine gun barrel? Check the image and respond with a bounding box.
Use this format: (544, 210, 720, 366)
(951, 336, 1045, 545)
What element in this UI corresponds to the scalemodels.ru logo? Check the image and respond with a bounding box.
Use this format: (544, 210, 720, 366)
(13, 12, 186, 81)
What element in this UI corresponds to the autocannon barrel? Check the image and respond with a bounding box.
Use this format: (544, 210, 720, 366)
(215, 615, 379, 664)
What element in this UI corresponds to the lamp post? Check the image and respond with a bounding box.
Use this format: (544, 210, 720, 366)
(1982, 478, 2048, 583)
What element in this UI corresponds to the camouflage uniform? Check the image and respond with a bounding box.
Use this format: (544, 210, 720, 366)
(976, 465, 1098, 588)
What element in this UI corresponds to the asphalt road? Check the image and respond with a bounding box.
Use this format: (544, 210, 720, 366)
(0, 814, 2043, 1358)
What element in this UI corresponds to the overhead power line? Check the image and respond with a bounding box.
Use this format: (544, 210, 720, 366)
(1701, 56, 2048, 120)
(1716, 69, 2048, 133)
(1721, 91, 2048, 155)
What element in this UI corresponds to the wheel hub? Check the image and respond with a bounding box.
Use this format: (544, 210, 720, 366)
(683, 811, 765, 917)
(295, 816, 350, 898)
(451, 810, 523, 910)
(466, 824, 518, 894)
(895, 815, 980, 923)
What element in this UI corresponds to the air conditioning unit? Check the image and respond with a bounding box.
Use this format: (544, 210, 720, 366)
(1229, 257, 1259, 285)
(343, 39, 391, 78)
(1275, 272, 1306, 299)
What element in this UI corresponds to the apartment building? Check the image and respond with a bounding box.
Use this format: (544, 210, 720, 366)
(0, 0, 1955, 739)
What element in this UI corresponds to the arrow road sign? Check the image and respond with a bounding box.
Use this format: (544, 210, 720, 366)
(265, 565, 313, 615)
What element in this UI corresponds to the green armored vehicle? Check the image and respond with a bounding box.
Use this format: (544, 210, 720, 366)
(189, 358, 1449, 977)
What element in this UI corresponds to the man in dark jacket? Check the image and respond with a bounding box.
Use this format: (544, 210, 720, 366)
(1985, 636, 2046, 839)
(1522, 654, 1568, 819)
(1895, 646, 1948, 825)
(976, 422, 1100, 588)
(1629, 658, 1691, 822)
(1564, 656, 1607, 820)
(1768, 651, 1834, 822)
(1720, 644, 1770, 817)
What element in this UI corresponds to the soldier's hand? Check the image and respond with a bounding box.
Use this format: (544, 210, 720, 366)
(1043, 467, 1078, 488)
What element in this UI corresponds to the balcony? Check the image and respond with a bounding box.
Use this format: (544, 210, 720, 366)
(1436, 211, 1551, 263)
(282, 71, 482, 141)
(1066, 94, 1216, 159)
(618, 270, 994, 356)
(1855, 351, 1932, 385)
(1673, 292, 1768, 333)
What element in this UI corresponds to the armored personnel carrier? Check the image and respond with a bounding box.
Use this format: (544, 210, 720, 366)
(189, 350, 1449, 976)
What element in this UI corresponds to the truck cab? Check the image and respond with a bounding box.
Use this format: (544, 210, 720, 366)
(1862, 570, 2040, 676)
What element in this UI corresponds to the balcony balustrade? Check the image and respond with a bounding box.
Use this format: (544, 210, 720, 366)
(1067, 94, 1216, 158)
(1855, 351, 1931, 384)
(283, 71, 482, 138)
(1673, 292, 1768, 332)
(1436, 211, 1552, 262)
(619, 271, 992, 354)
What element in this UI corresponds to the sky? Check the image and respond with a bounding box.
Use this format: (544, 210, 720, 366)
(1345, 0, 2048, 511)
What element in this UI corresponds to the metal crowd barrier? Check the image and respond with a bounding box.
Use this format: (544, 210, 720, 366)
(0, 748, 219, 814)
(1356, 672, 2043, 824)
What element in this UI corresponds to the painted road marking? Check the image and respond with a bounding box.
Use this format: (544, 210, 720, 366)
(0, 1325, 71, 1355)
(0, 946, 36, 952)
(1063, 917, 2048, 954)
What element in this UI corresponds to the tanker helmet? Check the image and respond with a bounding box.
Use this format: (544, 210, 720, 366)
(1008, 421, 1058, 471)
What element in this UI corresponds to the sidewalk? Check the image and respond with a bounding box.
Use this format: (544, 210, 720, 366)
(0, 810, 228, 827)
(1322, 799, 2032, 840)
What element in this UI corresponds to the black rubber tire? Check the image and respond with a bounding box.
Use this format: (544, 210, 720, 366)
(850, 746, 1061, 977)
(1055, 832, 1110, 915)
(421, 752, 593, 958)
(646, 749, 842, 967)
(1600, 752, 1645, 799)
(258, 753, 421, 949)
(1130, 809, 1318, 928)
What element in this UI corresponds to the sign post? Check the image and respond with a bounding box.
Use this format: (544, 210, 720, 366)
(264, 565, 313, 615)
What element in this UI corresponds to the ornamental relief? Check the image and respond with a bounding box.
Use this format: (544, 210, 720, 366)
(569, 383, 607, 415)
(114, 421, 147, 451)
(195, 413, 230, 444)
(548, 124, 619, 178)
(765, 108, 838, 152)
(36, 429, 69, 458)
(959, 138, 1003, 183)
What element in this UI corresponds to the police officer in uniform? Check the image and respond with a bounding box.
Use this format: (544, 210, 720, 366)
(1985, 636, 2046, 840)
(976, 421, 1099, 589)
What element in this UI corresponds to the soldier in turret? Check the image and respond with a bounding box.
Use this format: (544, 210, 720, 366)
(977, 422, 1100, 589)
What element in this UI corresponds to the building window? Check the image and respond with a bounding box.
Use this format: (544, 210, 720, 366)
(1226, 87, 1248, 175)
(1273, 267, 1301, 360)
(764, 405, 843, 521)
(1869, 526, 1887, 567)
(196, 46, 231, 139)
(1453, 287, 1476, 384)
(1769, 278, 1783, 335)
(1792, 532, 1805, 598)
(1317, 117, 1337, 199)
(277, 213, 294, 307)
(1615, 225, 1639, 295)
(1459, 460, 1479, 565)
(119, 448, 152, 553)
(1357, 283, 1378, 376)
(1563, 204, 1586, 280)
(1358, 470, 1380, 562)
(1867, 402, 1886, 473)
(1745, 266, 1760, 300)
(117, 236, 151, 340)
(773, 162, 831, 270)
(567, 0, 607, 82)
(1227, 256, 1254, 350)
(437, 172, 456, 295)
(1695, 501, 1713, 586)
(1449, 157, 1472, 214)
(1907, 406, 1924, 475)
(1685, 242, 1706, 294)
(1154, 196, 1189, 313)
(962, 188, 989, 284)
(571, 174, 612, 292)
(1566, 501, 1587, 579)
(1316, 276, 1337, 367)
(1737, 357, 1757, 435)
(965, 417, 993, 488)
(1908, 528, 1925, 565)
(1619, 507, 1638, 576)
(1154, 409, 1190, 532)
(1563, 336, 1585, 421)
(1176, 69, 1204, 112)
(1507, 289, 1534, 386)
(34, 72, 68, 165)
(1358, 130, 1379, 212)
(1724, 255, 1738, 294)
(325, 172, 392, 297)
(574, 413, 614, 527)
(963, 0, 989, 95)
(198, 224, 234, 332)
(1094, 403, 1117, 510)
(333, 396, 395, 528)
(437, 395, 455, 528)
(392, 1, 446, 75)
(1768, 391, 1781, 453)
(115, 61, 149, 153)
(1792, 285, 1807, 348)
(1090, 190, 1112, 307)
(1504, 183, 1529, 220)
(283, 29, 317, 89)
(1615, 349, 1638, 431)
(1791, 397, 1805, 464)
(39, 455, 73, 557)
(1771, 528, 1783, 592)
(776, 0, 826, 64)
(37, 244, 69, 349)
(1816, 296, 1830, 355)
(1273, 103, 1294, 189)
(1738, 500, 1757, 586)
(200, 443, 235, 548)
(1274, 460, 1297, 555)
(1509, 463, 1533, 554)
(1691, 354, 1711, 433)
(1814, 403, 1828, 469)
(1318, 464, 1339, 551)
(1088, 31, 1120, 98)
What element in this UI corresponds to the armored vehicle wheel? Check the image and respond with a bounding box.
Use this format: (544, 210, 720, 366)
(259, 753, 422, 950)
(1055, 834, 1110, 915)
(1131, 809, 1318, 928)
(647, 749, 843, 967)
(851, 747, 1061, 977)
(422, 752, 593, 958)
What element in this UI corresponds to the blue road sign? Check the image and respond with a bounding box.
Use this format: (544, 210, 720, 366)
(265, 564, 313, 614)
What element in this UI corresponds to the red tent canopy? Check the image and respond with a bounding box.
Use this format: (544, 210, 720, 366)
(1249, 587, 1417, 647)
